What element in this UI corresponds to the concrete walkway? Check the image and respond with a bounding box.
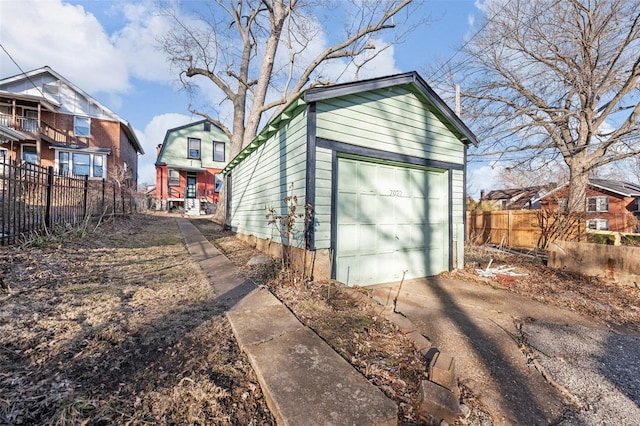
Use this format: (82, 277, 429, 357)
(176, 218, 397, 426)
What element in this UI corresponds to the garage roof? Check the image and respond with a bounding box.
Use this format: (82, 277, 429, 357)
(223, 71, 478, 174)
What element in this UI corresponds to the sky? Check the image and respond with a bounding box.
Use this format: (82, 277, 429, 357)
(0, 0, 497, 193)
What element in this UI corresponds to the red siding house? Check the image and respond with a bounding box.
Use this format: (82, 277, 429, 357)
(0, 66, 143, 188)
(155, 120, 229, 215)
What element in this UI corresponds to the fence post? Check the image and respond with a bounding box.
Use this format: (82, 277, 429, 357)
(112, 183, 116, 216)
(82, 175, 89, 219)
(45, 166, 54, 229)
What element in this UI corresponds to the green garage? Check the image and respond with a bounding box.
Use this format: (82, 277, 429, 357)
(223, 72, 477, 287)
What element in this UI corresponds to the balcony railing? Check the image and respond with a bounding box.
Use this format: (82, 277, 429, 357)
(41, 121, 72, 143)
(0, 113, 38, 133)
(0, 113, 78, 145)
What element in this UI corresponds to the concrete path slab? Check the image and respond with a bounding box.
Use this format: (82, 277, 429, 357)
(176, 219, 397, 426)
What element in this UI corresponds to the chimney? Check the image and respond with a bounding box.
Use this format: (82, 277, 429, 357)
(156, 144, 162, 156)
(480, 190, 485, 200)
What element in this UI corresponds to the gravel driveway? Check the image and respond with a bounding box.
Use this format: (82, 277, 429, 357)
(370, 277, 640, 425)
(526, 323, 640, 425)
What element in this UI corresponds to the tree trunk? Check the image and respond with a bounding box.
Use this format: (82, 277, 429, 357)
(566, 156, 590, 213)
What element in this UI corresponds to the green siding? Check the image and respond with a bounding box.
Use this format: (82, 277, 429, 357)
(314, 147, 333, 249)
(158, 122, 229, 169)
(230, 112, 308, 244)
(452, 169, 465, 269)
(316, 87, 464, 165)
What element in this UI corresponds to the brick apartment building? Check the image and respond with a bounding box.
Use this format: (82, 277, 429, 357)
(0, 66, 143, 187)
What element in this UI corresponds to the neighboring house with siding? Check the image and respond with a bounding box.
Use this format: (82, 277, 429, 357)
(155, 120, 229, 215)
(539, 179, 640, 233)
(222, 72, 478, 287)
(481, 184, 556, 210)
(0, 66, 143, 187)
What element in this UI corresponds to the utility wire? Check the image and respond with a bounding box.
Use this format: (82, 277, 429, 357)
(426, 0, 516, 83)
(0, 42, 46, 98)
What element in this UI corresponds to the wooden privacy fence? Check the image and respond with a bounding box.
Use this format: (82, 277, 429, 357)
(1, 158, 146, 245)
(467, 210, 587, 249)
(467, 210, 544, 248)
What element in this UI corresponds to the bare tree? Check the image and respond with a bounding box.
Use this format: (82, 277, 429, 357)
(451, 0, 640, 211)
(496, 162, 568, 190)
(159, 0, 416, 159)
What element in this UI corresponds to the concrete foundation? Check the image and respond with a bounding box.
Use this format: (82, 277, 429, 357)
(235, 233, 332, 281)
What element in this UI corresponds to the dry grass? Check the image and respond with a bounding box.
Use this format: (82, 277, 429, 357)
(11, 214, 631, 425)
(0, 214, 273, 425)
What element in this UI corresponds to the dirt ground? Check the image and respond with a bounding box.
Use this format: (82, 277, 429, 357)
(0, 214, 273, 425)
(2, 214, 639, 425)
(460, 245, 640, 334)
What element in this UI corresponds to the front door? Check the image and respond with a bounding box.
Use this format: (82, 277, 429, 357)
(186, 173, 197, 199)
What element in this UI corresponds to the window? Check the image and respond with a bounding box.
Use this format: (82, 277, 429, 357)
(24, 110, 38, 132)
(586, 219, 609, 230)
(43, 82, 59, 97)
(188, 138, 201, 159)
(204, 122, 211, 132)
(21, 145, 38, 164)
(57, 151, 106, 178)
(74, 116, 90, 137)
(168, 169, 180, 186)
(0, 148, 7, 162)
(214, 173, 223, 193)
(557, 198, 568, 212)
(73, 153, 91, 176)
(93, 155, 104, 178)
(587, 196, 608, 212)
(59, 152, 70, 175)
(213, 141, 225, 162)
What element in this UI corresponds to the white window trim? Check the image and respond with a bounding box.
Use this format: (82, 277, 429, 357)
(74, 116, 91, 137)
(54, 149, 107, 179)
(213, 141, 225, 162)
(586, 196, 608, 212)
(187, 137, 201, 159)
(168, 169, 180, 186)
(21, 144, 38, 163)
(586, 219, 609, 230)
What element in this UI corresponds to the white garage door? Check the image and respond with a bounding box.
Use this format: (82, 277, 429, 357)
(336, 157, 448, 286)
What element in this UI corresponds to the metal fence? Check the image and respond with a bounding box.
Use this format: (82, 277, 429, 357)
(1, 158, 146, 245)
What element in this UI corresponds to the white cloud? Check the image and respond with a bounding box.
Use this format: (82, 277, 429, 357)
(467, 163, 501, 199)
(0, 0, 129, 94)
(111, 1, 176, 84)
(135, 112, 198, 185)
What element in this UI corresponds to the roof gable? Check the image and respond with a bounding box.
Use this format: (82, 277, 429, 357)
(156, 119, 228, 166)
(304, 71, 478, 146)
(0, 66, 143, 154)
(223, 71, 478, 173)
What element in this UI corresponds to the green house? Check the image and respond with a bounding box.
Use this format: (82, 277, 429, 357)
(155, 120, 229, 215)
(223, 72, 478, 286)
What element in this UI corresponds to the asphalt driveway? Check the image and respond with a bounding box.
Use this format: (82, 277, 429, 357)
(370, 277, 640, 425)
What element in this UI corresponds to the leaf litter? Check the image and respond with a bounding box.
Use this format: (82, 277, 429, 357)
(0, 214, 273, 425)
